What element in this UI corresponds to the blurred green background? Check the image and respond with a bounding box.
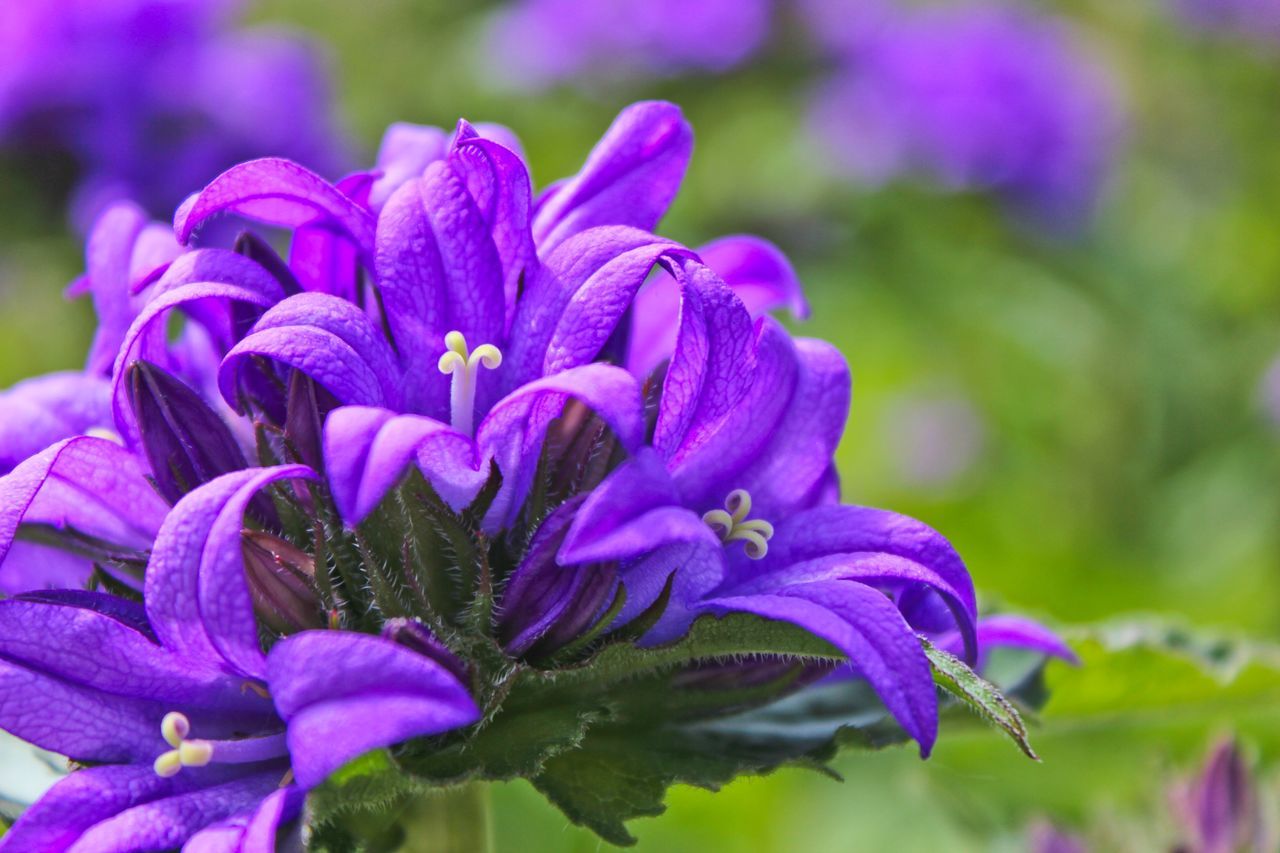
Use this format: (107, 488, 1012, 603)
(3, 0, 1279, 848)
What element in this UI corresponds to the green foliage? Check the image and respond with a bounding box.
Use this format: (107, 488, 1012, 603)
(923, 640, 1038, 760)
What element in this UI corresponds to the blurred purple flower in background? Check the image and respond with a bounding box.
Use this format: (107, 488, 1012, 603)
(803, 1, 1122, 226)
(1171, 0, 1280, 40)
(1170, 737, 1270, 853)
(483, 0, 772, 90)
(0, 0, 346, 227)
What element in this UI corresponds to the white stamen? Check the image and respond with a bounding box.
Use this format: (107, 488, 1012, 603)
(703, 489, 774, 559)
(437, 330, 502, 436)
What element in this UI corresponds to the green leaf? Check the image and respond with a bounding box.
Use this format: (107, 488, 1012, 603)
(922, 639, 1038, 760)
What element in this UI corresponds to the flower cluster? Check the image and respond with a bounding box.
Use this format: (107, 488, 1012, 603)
(0, 0, 345, 226)
(0, 101, 1072, 847)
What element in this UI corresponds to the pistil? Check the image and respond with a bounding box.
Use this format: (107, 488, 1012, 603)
(437, 330, 502, 436)
(703, 489, 774, 559)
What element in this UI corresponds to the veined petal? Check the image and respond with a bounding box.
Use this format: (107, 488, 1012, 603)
(183, 785, 305, 853)
(559, 449, 718, 565)
(110, 275, 284, 448)
(627, 234, 809, 378)
(477, 364, 645, 531)
(219, 293, 401, 411)
(323, 406, 484, 526)
(67, 773, 282, 853)
(0, 437, 166, 587)
(0, 372, 112, 473)
(145, 466, 318, 680)
(699, 581, 939, 755)
(532, 101, 692, 253)
(504, 225, 685, 392)
(0, 765, 185, 852)
(174, 158, 375, 263)
(267, 631, 480, 787)
(450, 125, 537, 323)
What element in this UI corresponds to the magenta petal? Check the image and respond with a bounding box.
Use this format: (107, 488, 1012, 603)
(145, 466, 317, 679)
(369, 123, 450, 210)
(288, 170, 376, 303)
(323, 406, 484, 525)
(700, 580, 939, 755)
(219, 293, 402, 411)
(532, 101, 693, 253)
(82, 202, 147, 376)
(0, 437, 167, 588)
(0, 372, 112, 473)
(477, 364, 646, 531)
(267, 631, 480, 787)
(174, 158, 375, 261)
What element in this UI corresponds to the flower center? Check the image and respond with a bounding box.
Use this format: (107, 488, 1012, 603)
(437, 330, 502, 437)
(702, 489, 774, 560)
(152, 711, 289, 778)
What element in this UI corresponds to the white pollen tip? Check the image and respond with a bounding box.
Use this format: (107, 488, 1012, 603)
(160, 712, 190, 749)
(179, 740, 214, 767)
(444, 330, 467, 353)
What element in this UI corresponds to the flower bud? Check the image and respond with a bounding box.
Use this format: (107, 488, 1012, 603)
(127, 359, 249, 505)
(498, 498, 619, 660)
(381, 618, 469, 684)
(241, 530, 323, 634)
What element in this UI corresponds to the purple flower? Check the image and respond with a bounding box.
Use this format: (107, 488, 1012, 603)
(1170, 0, 1280, 40)
(1170, 737, 1269, 853)
(483, 0, 772, 90)
(0, 467, 478, 849)
(804, 2, 1122, 226)
(0, 0, 346, 225)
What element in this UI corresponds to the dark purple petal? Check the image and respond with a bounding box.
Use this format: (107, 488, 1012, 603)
(145, 466, 318, 680)
(128, 360, 250, 505)
(219, 293, 402, 412)
(232, 231, 302, 298)
(532, 101, 692, 253)
(323, 406, 484, 525)
(628, 234, 809, 378)
(699, 580, 939, 755)
(0, 372, 112, 473)
(174, 158, 375, 262)
(477, 364, 646, 531)
(267, 631, 480, 787)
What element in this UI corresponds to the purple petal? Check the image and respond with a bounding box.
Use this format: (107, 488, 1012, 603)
(219, 293, 402, 411)
(110, 269, 285, 447)
(145, 466, 317, 679)
(937, 615, 1079, 669)
(532, 101, 692, 253)
(0, 437, 166, 589)
(369, 123, 450, 211)
(288, 171, 377, 303)
(450, 126, 537, 321)
(183, 785, 305, 853)
(267, 631, 480, 787)
(323, 406, 484, 526)
(700, 580, 939, 755)
(559, 449, 718, 564)
(0, 765, 181, 852)
(477, 364, 645, 531)
(504, 225, 685, 392)
(174, 158, 375, 263)
(69, 773, 282, 852)
(0, 372, 112, 473)
(82, 203, 146, 377)
(628, 234, 809, 378)
(623, 541, 727, 644)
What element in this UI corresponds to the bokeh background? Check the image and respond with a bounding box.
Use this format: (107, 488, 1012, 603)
(3, 0, 1280, 849)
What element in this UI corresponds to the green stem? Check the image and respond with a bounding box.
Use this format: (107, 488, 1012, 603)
(397, 782, 493, 853)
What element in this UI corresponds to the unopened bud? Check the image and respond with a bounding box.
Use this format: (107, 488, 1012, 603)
(241, 530, 323, 634)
